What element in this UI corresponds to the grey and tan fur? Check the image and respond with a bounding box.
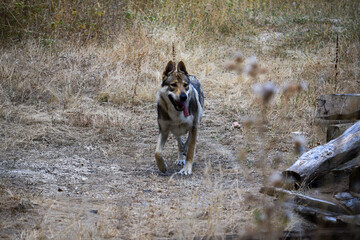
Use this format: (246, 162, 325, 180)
(155, 61, 204, 175)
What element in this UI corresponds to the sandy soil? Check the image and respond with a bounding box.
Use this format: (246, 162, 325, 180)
(0, 96, 275, 239)
(0, 90, 301, 239)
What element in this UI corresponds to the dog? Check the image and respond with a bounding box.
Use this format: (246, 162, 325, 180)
(155, 61, 204, 175)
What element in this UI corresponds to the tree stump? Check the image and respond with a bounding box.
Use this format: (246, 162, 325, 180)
(317, 94, 360, 120)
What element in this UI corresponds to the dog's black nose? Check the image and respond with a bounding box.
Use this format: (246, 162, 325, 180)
(180, 93, 187, 102)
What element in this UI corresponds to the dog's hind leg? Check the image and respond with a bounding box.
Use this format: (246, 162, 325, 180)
(175, 136, 186, 166)
(183, 134, 190, 156)
(155, 131, 169, 173)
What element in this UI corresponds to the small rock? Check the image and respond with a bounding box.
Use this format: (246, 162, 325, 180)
(168, 230, 175, 236)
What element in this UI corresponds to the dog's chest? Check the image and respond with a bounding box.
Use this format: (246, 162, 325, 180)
(160, 113, 194, 136)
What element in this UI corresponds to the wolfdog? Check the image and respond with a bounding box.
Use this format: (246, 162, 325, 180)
(155, 61, 204, 175)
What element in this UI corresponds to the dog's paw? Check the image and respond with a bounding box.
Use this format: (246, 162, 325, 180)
(178, 163, 192, 175)
(155, 153, 168, 173)
(175, 159, 186, 166)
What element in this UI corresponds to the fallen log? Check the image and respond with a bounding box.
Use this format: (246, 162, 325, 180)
(292, 204, 360, 228)
(283, 121, 360, 187)
(292, 204, 343, 227)
(337, 215, 360, 226)
(261, 187, 360, 232)
(310, 155, 360, 188)
(333, 156, 360, 173)
(327, 123, 354, 142)
(192, 229, 360, 240)
(334, 192, 360, 214)
(350, 167, 360, 194)
(317, 94, 360, 120)
(260, 187, 349, 214)
(282, 229, 360, 240)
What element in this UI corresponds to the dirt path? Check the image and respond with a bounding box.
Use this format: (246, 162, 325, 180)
(0, 96, 272, 239)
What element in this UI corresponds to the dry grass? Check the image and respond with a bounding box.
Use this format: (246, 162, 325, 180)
(0, 0, 359, 239)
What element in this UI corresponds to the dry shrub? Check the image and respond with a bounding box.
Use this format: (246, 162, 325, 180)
(99, 26, 161, 106)
(0, 26, 206, 108)
(0, 41, 101, 106)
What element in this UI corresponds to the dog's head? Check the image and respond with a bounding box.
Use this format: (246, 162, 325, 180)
(161, 61, 191, 116)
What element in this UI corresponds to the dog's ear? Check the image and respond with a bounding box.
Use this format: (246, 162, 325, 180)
(177, 61, 188, 76)
(163, 61, 175, 77)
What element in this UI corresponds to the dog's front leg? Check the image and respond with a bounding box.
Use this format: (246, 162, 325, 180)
(179, 126, 197, 175)
(155, 131, 169, 173)
(175, 136, 187, 166)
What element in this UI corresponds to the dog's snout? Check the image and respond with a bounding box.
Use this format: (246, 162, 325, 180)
(180, 93, 187, 102)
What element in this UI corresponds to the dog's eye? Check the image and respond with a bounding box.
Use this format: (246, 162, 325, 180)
(170, 83, 177, 87)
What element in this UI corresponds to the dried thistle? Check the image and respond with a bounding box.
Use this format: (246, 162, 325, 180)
(131, 51, 145, 111)
(334, 34, 339, 87)
(172, 42, 176, 63)
(225, 61, 237, 71)
(271, 153, 283, 169)
(244, 56, 259, 78)
(234, 51, 244, 63)
(252, 81, 278, 104)
(292, 133, 307, 155)
(282, 81, 308, 99)
(225, 53, 269, 79)
(267, 171, 284, 188)
(224, 51, 244, 72)
(259, 66, 268, 74)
